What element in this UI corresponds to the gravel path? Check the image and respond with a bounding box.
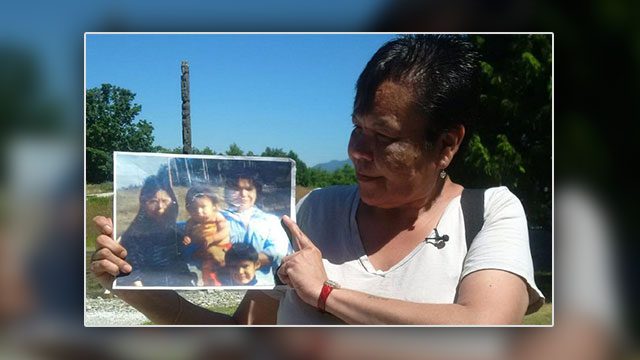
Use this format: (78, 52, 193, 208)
(85, 290, 246, 326)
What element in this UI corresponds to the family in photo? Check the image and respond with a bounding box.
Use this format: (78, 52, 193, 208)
(113, 155, 294, 288)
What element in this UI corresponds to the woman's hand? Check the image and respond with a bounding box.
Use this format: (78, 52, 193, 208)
(90, 216, 132, 291)
(90, 218, 241, 325)
(277, 215, 328, 306)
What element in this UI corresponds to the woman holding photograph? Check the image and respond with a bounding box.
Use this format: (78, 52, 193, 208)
(91, 35, 543, 324)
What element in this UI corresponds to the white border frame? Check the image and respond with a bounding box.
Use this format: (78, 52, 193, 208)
(84, 32, 554, 328)
(111, 151, 296, 291)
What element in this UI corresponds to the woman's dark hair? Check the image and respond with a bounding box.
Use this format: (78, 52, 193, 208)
(226, 170, 263, 196)
(225, 243, 259, 264)
(354, 35, 480, 146)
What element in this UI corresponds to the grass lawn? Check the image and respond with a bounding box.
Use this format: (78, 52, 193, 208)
(86, 196, 113, 252)
(87, 182, 113, 195)
(296, 186, 313, 201)
(86, 253, 105, 297)
(523, 303, 552, 325)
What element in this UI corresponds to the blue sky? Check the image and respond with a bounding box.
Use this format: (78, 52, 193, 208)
(86, 34, 396, 166)
(115, 153, 169, 189)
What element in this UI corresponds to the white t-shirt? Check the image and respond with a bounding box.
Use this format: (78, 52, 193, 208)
(274, 185, 544, 325)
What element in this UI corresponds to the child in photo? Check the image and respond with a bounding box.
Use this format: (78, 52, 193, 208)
(182, 185, 231, 286)
(222, 243, 261, 286)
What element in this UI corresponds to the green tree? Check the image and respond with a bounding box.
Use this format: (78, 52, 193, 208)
(286, 150, 310, 187)
(261, 147, 288, 157)
(306, 167, 332, 188)
(331, 164, 357, 185)
(451, 35, 551, 228)
(261, 147, 311, 187)
(225, 143, 244, 156)
(191, 146, 216, 155)
(86, 84, 155, 183)
(154, 146, 217, 155)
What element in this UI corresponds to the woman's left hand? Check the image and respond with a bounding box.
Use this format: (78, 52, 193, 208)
(278, 215, 328, 306)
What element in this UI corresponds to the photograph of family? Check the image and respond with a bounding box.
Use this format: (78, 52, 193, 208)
(112, 152, 295, 289)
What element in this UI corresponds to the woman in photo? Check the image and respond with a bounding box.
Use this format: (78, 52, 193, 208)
(222, 172, 292, 286)
(115, 172, 195, 287)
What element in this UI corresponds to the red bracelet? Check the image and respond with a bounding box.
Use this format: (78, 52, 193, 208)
(317, 280, 340, 313)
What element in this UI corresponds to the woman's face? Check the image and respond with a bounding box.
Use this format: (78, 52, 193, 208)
(348, 81, 441, 209)
(144, 190, 174, 220)
(233, 178, 257, 212)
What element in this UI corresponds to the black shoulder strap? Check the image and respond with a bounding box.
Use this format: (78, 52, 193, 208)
(460, 188, 485, 250)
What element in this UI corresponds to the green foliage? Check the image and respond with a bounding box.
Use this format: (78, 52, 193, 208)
(261, 147, 308, 186)
(451, 35, 552, 228)
(85, 195, 112, 251)
(302, 164, 356, 188)
(225, 143, 244, 156)
(152, 145, 218, 155)
(259, 146, 355, 187)
(261, 146, 288, 157)
(86, 147, 112, 183)
(465, 134, 525, 186)
(200, 146, 215, 155)
(153, 145, 183, 154)
(86, 84, 155, 183)
(332, 164, 357, 185)
(305, 167, 332, 187)
(192, 146, 216, 155)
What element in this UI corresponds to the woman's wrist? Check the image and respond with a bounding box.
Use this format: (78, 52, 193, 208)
(299, 278, 331, 308)
(317, 280, 341, 312)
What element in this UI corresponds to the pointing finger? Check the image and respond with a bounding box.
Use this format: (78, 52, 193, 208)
(282, 215, 315, 250)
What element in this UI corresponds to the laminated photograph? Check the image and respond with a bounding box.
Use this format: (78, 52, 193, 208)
(112, 152, 296, 290)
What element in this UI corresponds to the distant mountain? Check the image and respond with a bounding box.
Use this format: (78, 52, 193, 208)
(313, 159, 352, 172)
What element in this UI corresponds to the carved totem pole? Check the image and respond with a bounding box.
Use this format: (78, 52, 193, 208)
(181, 60, 192, 154)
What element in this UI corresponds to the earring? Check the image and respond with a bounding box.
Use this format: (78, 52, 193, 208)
(439, 169, 447, 179)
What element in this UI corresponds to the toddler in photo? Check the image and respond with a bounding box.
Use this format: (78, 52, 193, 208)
(182, 185, 230, 286)
(222, 243, 261, 286)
